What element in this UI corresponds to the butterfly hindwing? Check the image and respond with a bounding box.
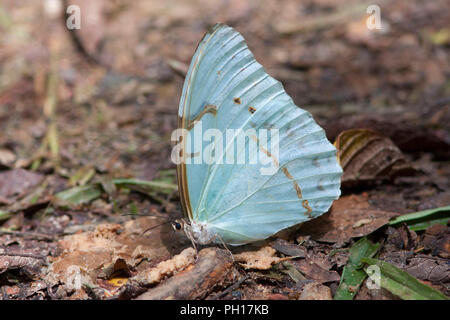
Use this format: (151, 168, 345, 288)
(178, 24, 342, 245)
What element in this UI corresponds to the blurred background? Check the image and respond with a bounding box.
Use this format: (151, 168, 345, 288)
(1, 0, 449, 182)
(0, 0, 450, 300)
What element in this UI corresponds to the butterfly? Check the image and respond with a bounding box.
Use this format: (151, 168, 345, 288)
(173, 23, 342, 246)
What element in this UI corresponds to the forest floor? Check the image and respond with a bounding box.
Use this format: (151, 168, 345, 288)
(0, 0, 449, 300)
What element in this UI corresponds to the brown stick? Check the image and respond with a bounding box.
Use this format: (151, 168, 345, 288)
(135, 248, 239, 300)
(0, 229, 55, 241)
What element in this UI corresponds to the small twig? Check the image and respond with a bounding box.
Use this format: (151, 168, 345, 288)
(211, 276, 249, 300)
(0, 249, 47, 261)
(0, 229, 55, 241)
(413, 254, 449, 262)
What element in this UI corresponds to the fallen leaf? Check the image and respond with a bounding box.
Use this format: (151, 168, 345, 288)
(418, 224, 450, 258)
(68, 166, 96, 187)
(352, 218, 373, 228)
(388, 206, 450, 232)
(404, 257, 449, 284)
(0, 250, 45, 277)
(385, 227, 416, 253)
(323, 114, 450, 159)
(291, 258, 340, 283)
(271, 239, 306, 258)
(362, 257, 448, 300)
(0, 210, 12, 222)
(297, 194, 399, 243)
(47, 217, 188, 294)
(335, 129, 412, 187)
(0, 148, 15, 168)
(280, 261, 307, 283)
(54, 184, 103, 207)
(299, 282, 332, 300)
(334, 237, 380, 300)
(234, 246, 287, 270)
(0, 169, 44, 203)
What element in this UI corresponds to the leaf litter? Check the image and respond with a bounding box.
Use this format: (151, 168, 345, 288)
(0, 0, 449, 300)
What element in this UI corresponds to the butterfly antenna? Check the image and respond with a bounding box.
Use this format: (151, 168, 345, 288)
(121, 212, 162, 217)
(142, 220, 173, 235)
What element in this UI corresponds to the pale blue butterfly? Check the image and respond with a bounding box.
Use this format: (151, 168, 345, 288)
(174, 23, 342, 246)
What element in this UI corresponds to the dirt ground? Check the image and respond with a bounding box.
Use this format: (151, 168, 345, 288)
(0, 0, 449, 300)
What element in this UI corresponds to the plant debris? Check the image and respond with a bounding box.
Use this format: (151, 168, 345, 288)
(0, 0, 449, 300)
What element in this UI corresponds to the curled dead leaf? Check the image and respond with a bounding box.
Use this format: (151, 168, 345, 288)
(335, 129, 414, 187)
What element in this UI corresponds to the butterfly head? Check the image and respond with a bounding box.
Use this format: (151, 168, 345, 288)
(170, 219, 185, 233)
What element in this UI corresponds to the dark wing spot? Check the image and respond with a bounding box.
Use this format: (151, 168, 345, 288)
(313, 157, 320, 168)
(317, 177, 325, 190)
(282, 167, 303, 199)
(234, 97, 241, 104)
(293, 182, 303, 199)
(282, 167, 294, 179)
(187, 104, 218, 130)
(248, 106, 256, 114)
(302, 200, 313, 218)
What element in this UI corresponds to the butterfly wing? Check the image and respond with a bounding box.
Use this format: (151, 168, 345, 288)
(178, 24, 342, 245)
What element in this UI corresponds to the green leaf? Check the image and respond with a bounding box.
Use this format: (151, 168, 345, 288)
(112, 178, 177, 195)
(334, 237, 380, 300)
(54, 184, 103, 207)
(53, 178, 177, 208)
(280, 261, 307, 283)
(0, 210, 13, 221)
(388, 206, 450, 231)
(129, 202, 139, 215)
(362, 258, 449, 300)
(69, 166, 96, 187)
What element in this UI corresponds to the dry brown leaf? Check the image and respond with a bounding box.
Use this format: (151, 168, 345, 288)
(335, 129, 412, 187)
(271, 238, 306, 258)
(0, 149, 15, 168)
(234, 246, 289, 270)
(47, 217, 188, 293)
(297, 194, 399, 243)
(0, 169, 44, 203)
(324, 115, 450, 159)
(420, 224, 450, 258)
(292, 258, 340, 283)
(404, 257, 450, 283)
(299, 282, 332, 300)
(0, 253, 44, 276)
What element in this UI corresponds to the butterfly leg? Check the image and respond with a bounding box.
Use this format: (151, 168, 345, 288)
(185, 230, 199, 259)
(212, 234, 235, 262)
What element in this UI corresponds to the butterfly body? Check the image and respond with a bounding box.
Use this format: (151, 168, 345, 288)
(186, 220, 217, 245)
(176, 23, 342, 246)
